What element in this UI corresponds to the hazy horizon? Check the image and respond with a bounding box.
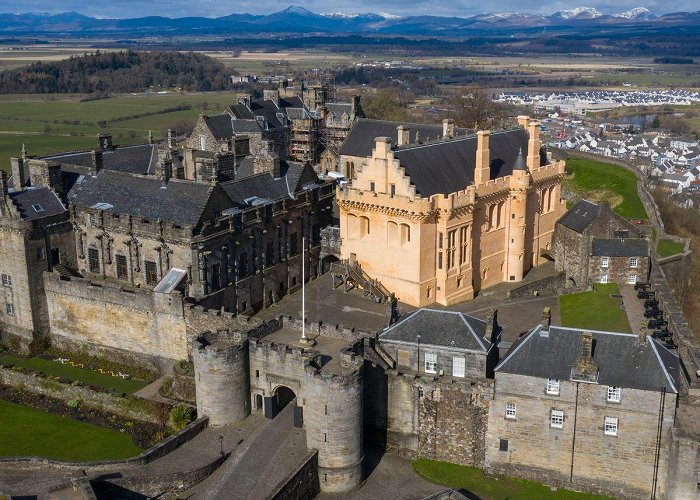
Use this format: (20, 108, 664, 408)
(0, 1, 696, 19)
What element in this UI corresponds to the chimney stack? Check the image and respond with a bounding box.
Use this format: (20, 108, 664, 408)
(91, 149, 103, 175)
(0, 169, 8, 199)
(570, 332, 599, 383)
(517, 115, 530, 129)
(156, 150, 173, 183)
(10, 157, 26, 191)
(474, 130, 491, 186)
(374, 137, 392, 158)
(527, 121, 541, 171)
(167, 129, 176, 150)
(541, 307, 551, 331)
(639, 329, 647, 346)
(148, 130, 154, 145)
(97, 133, 113, 151)
(263, 89, 280, 104)
(396, 126, 410, 147)
(351, 95, 362, 119)
(484, 308, 499, 345)
(442, 119, 455, 139)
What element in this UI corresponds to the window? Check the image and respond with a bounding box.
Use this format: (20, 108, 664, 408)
(499, 439, 509, 452)
(600, 274, 609, 284)
(369, 181, 375, 192)
(400, 224, 411, 245)
(32, 203, 44, 213)
(459, 226, 469, 265)
(629, 257, 638, 268)
(628, 274, 637, 285)
(505, 403, 517, 419)
(424, 352, 437, 374)
(359, 217, 370, 239)
(452, 356, 465, 377)
(89, 213, 97, 226)
(266, 241, 274, 267)
(289, 232, 298, 255)
(546, 378, 560, 395)
(199, 135, 206, 150)
(116, 255, 128, 279)
(5, 303, 14, 316)
(390, 183, 396, 197)
(447, 230, 457, 269)
(1, 274, 11, 287)
(607, 386, 621, 403)
(550, 409, 564, 429)
(601, 256, 609, 268)
(604, 416, 618, 436)
(145, 260, 158, 285)
(88, 247, 100, 273)
(438, 232, 443, 270)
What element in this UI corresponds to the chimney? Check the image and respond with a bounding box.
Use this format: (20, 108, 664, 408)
(10, 157, 26, 190)
(21, 143, 28, 159)
(484, 308, 499, 345)
(148, 130, 154, 145)
(28, 159, 63, 198)
(639, 329, 647, 346)
(570, 332, 599, 383)
(351, 95, 362, 118)
(442, 119, 455, 139)
(541, 307, 551, 332)
(167, 129, 177, 149)
(238, 94, 251, 108)
(156, 150, 173, 183)
(527, 121, 541, 171)
(396, 126, 410, 147)
(517, 115, 530, 128)
(91, 149, 103, 175)
(263, 89, 280, 104)
(0, 169, 8, 199)
(374, 137, 392, 158)
(97, 133, 113, 151)
(474, 130, 491, 186)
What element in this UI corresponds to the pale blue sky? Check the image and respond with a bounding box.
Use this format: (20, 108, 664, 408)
(0, 0, 695, 18)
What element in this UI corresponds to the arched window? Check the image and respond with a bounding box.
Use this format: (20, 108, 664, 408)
(547, 186, 555, 212)
(347, 213, 358, 239)
(359, 216, 370, 239)
(540, 189, 547, 213)
(400, 223, 411, 245)
(488, 204, 497, 230)
(497, 201, 505, 228)
(482, 268, 488, 281)
(387, 221, 399, 245)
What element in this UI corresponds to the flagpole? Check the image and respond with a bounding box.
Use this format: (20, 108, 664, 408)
(301, 236, 306, 341)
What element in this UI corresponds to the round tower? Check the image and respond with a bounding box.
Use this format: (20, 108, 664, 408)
(192, 332, 250, 426)
(506, 148, 530, 282)
(304, 348, 364, 493)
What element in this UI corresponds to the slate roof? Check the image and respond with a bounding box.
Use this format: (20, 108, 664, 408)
(339, 118, 460, 157)
(228, 103, 256, 120)
(592, 238, 649, 257)
(205, 114, 234, 141)
(231, 119, 262, 134)
(558, 199, 599, 233)
(67, 170, 216, 226)
(220, 162, 318, 208)
(392, 129, 540, 197)
(496, 325, 680, 393)
(379, 308, 490, 352)
(326, 102, 352, 117)
(44, 144, 157, 175)
(8, 186, 66, 221)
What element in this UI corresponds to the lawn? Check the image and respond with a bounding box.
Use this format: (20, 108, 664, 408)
(563, 157, 647, 220)
(657, 239, 685, 258)
(559, 283, 632, 333)
(412, 459, 612, 500)
(0, 354, 149, 394)
(0, 399, 142, 461)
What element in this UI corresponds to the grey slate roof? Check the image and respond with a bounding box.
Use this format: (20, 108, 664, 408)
(339, 118, 461, 157)
(392, 129, 540, 197)
(231, 119, 262, 134)
(558, 199, 599, 233)
(8, 186, 66, 221)
(221, 162, 318, 208)
(591, 238, 649, 257)
(67, 170, 216, 226)
(44, 144, 157, 175)
(379, 308, 490, 352)
(205, 114, 234, 141)
(326, 102, 352, 117)
(496, 325, 679, 393)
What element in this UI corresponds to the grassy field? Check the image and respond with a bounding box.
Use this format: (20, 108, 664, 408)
(0, 354, 149, 394)
(0, 92, 243, 172)
(0, 399, 142, 461)
(563, 157, 647, 220)
(559, 283, 632, 333)
(657, 239, 686, 258)
(412, 459, 612, 500)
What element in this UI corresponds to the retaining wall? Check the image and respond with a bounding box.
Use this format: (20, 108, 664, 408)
(267, 449, 320, 500)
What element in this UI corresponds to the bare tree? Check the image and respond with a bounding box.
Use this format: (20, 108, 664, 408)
(447, 87, 509, 131)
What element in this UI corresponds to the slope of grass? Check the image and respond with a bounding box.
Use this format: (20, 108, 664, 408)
(563, 157, 647, 220)
(0, 354, 149, 394)
(412, 459, 612, 500)
(0, 399, 141, 461)
(657, 239, 685, 258)
(559, 283, 632, 333)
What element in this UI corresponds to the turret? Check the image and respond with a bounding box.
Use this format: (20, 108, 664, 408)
(506, 149, 530, 282)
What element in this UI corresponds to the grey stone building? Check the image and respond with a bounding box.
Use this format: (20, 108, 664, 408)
(589, 238, 650, 285)
(553, 199, 648, 286)
(485, 317, 679, 498)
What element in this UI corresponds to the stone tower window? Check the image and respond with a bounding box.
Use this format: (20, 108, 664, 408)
(116, 255, 128, 279)
(145, 260, 158, 285)
(88, 247, 100, 273)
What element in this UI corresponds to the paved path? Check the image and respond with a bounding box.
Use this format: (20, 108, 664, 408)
(133, 376, 177, 405)
(187, 404, 297, 500)
(620, 284, 646, 334)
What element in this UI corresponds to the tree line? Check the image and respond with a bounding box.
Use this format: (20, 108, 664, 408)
(0, 50, 233, 94)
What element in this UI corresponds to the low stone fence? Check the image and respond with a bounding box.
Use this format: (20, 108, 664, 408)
(506, 272, 566, 299)
(282, 316, 375, 341)
(0, 366, 166, 423)
(0, 416, 208, 471)
(267, 449, 320, 500)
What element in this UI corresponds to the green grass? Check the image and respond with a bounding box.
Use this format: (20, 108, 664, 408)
(559, 283, 632, 333)
(657, 239, 685, 258)
(0, 354, 149, 394)
(563, 157, 647, 220)
(0, 399, 141, 461)
(412, 459, 612, 500)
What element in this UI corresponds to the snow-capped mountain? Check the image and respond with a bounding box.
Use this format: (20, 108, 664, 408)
(614, 7, 655, 20)
(550, 7, 603, 20)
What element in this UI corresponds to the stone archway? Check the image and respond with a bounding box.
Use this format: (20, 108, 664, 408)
(265, 385, 302, 427)
(274, 386, 296, 411)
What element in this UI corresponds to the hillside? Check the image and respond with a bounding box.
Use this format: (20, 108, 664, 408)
(0, 51, 232, 94)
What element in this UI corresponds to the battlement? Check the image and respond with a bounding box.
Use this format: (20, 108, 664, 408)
(192, 332, 247, 364)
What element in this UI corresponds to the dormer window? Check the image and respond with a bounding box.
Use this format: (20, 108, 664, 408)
(32, 204, 45, 213)
(546, 378, 560, 395)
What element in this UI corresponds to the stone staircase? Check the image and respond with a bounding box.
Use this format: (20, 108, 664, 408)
(330, 259, 393, 303)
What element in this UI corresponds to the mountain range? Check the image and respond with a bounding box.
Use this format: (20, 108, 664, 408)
(0, 6, 699, 36)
